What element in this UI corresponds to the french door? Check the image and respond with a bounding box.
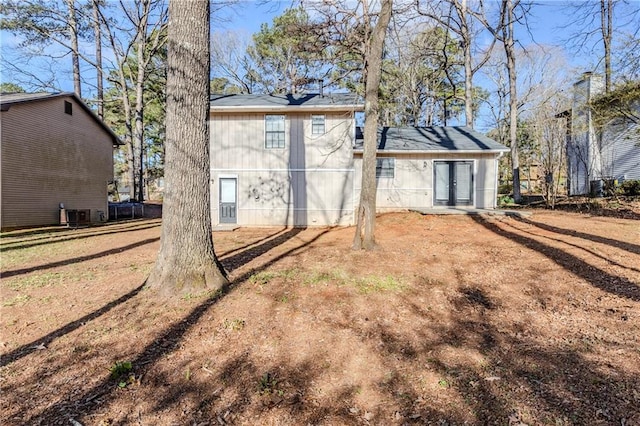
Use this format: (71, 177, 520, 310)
(434, 161, 473, 206)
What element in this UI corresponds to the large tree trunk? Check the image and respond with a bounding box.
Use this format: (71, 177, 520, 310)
(353, 0, 393, 250)
(147, 0, 227, 296)
(503, 0, 521, 203)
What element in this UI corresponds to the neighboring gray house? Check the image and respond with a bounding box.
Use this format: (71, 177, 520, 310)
(564, 72, 640, 195)
(209, 93, 508, 227)
(0, 92, 121, 229)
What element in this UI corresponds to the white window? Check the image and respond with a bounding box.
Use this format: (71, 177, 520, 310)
(311, 114, 325, 134)
(376, 157, 395, 178)
(265, 115, 285, 148)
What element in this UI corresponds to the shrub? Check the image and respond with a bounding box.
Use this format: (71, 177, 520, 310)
(498, 183, 513, 195)
(618, 180, 640, 196)
(498, 195, 514, 206)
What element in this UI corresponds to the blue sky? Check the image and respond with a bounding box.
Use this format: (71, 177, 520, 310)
(0, 0, 636, 95)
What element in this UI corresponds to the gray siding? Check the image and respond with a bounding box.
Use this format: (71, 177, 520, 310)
(601, 118, 640, 181)
(210, 111, 356, 226)
(1, 96, 114, 229)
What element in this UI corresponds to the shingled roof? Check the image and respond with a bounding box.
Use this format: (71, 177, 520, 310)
(0, 92, 122, 146)
(210, 93, 363, 111)
(354, 126, 509, 153)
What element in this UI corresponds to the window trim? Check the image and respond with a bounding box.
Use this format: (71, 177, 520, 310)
(311, 114, 325, 135)
(264, 114, 286, 149)
(376, 157, 395, 178)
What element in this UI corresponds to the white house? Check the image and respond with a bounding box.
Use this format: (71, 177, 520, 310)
(209, 93, 508, 227)
(565, 72, 640, 195)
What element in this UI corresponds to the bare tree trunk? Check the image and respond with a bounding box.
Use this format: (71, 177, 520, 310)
(147, 0, 227, 296)
(135, 10, 148, 202)
(65, 0, 81, 97)
(503, 0, 521, 203)
(601, 0, 612, 93)
(459, 0, 474, 127)
(92, 0, 104, 118)
(353, 0, 393, 251)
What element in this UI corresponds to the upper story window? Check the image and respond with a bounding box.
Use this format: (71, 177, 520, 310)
(376, 157, 395, 178)
(311, 114, 325, 135)
(64, 100, 72, 115)
(265, 114, 285, 148)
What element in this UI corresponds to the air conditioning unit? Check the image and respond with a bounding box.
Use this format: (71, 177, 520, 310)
(67, 209, 91, 227)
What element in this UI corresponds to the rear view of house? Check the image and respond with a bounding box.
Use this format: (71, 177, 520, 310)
(209, 93, 508, 227)
(0, 92, 121, 229)
(210, 93, 363, 227)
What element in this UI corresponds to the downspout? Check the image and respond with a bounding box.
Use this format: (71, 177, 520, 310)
(495, 152, 504, 209)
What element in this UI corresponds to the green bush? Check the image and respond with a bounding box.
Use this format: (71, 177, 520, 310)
(618, 180, 640, 196)
(498, 195, 514, 206)
(498, 183, 513, 195)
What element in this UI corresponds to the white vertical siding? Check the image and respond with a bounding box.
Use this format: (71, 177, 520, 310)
(210, 111, 356, 226)
(354, 154, 432, 211)
(353, 152, 500, 211)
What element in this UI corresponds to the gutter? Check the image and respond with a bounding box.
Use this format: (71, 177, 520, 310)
(210, 105, 365, 113)
(352, 149, 510, 155)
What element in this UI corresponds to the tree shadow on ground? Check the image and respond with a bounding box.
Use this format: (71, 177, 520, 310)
(504, 219, 640, 274)
(470, 215, 640, 301)
(515, 216, 640, 255)
(0, 221, 162, 252)
(1, 237, 161, 278)
(21, 227, 328, 424)
(8, 216, 640, 425)
(383, 284, 640, 424)
(0, 283, 147, 368)
(220, 227, 305, 272)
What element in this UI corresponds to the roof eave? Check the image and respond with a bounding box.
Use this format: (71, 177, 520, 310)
(1, 92, 124, 145)
(210, 104, 365, 113)
(353, 149, 510, 155)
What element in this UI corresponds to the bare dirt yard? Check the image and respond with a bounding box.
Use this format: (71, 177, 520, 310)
(1, 207, 640, 425)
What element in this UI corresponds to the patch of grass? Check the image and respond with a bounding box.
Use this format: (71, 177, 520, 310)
(4, 272, 63, 290)
(354, 275, 404, 294)
(2, 294, 31, 307)
(249, 268, 301, 286)
(249, 271, 279, 286)
(438, 379, 450, 388)
(303, 269, 349, 286)
(223, 318, 245, 331)
(279, 268, 301, 280)
(4, 270, 97, 291)
(181, 292, 197, 301)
